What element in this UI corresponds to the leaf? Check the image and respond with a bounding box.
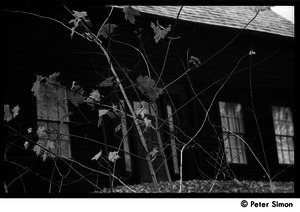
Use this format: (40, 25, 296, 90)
(112, 104, 118, 114)
(4, 104, 12, 122)
(87, 90, 100, 102)
(253, 6, 272, 13)
(123, 6, 140, 24)
(149, 147, 158, 158)
(136, 75, 163, 100)
(97, 109, 109, 127)
(24, 141, 29, 149)
(68, 82, 85, 107)
(108, 151, 120, 163)
(72, 11, 88, 21)
(106, 111, 116, 119)
(11, 105, 20, 118)
(37, 126, 46, 138)
(135, 101, 149, 118)
(150, 22, 171, 43)
(143, 117, 155, 132)
(91, 150, 102, 161)
(189, 56, 201, 67)
(249, 50, 256, 55)
(98, 24, 117, 38)
(31, 75, 44, 96)
(28, 127, 32, 133)
(114, 123, 122, 132)
(60, 111, 73, 124)
(33, 145, 41, 156)
(97, 116, 103, 127)
(99, 77, 114, 87)
(42, 152, 47, 162)
(46, 72, 60, 86)
(69, 10, 90, 38)
(46, 140, 55, 150)
(99, 109, 109, 117)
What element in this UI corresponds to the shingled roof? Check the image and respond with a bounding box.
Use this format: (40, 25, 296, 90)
(129, 6, 294, 38)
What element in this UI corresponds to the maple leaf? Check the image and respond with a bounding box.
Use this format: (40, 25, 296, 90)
(123, 6, 140, 24)
(143, 117, 155, 132)
(85, 89, 101, 105)
(249, 50, 256, 55)
(253, 6, 272, 13)
(28, 127, 32, 133)
(112, 104, 118, 114)
(33, 145, 41, 156)
(24, 141, 29, 149)
(99, 109, 109, 117)
(69, 10, 90, 38)
(46, 72, 60, 86)
(135, 101, 149, 118)
(37, 126, 46, 137)
(136, 75, 163, 100)
(108, 151, 120, 163)
(189, 56, 201, 67)
(91, 150, 102, 161)
(31, 75, 44, 96)
(42, 152, 47, 162)
(4, 104, 12, 122)
(11, 105, 20, 118)
(150, 22, 171, 43)
(68, 82, 85, 107)
(149, 147, 158, 158)
(106, 111, 116, 119)
(114, 123, 122, 132)
(46, 140, 55, 150)
(98, 24, 117, 38)
(99, 77, 114, 87)
(97, 109, 109, 127)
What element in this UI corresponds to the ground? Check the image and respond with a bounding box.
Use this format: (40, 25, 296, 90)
(98, 179, 294, 193)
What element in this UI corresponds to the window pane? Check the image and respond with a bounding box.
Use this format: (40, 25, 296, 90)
(219, 102, 226, 116)
(57, 87, 69, 121)
(277, 150, 283, 164)
(289, 151, 294, 164)
(231, 148, 239, 163)
(36, 84, 71, 158)
(272, 106, 294, 165)
(167, 104, 179, 174)
(225, 147, 232, 162)
(281, 137, 288, 150)
(219, 102, 246, 164)
(220, 117, 228, 131)
(274, 120, 281, 135)
(276, 136, 282, 150)
(287, 137, 294, 151)
(288, 122, 294, 136)
(280, 121, 288, 135)
(59, 123, 71, 158)
(120, 100, 132, 173)
(282, 150, 290, 164)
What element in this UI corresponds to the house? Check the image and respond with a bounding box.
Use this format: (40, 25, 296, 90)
(3, 5, 294, 193)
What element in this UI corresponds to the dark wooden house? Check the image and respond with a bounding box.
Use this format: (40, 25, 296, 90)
(3, 5, 295, 193)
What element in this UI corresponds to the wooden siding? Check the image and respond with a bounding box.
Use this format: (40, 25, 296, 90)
(3, 6, 294, 192)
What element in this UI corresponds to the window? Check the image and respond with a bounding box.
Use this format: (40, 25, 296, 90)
(272, 106, 294, 165)
(119, 100, 132, 173)
(219, 101, 247, 164)
(36, 83, 71, 158)
(133, 100, 179, 178)
(166, 104, 179, 174)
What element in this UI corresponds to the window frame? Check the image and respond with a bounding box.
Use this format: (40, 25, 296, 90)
(218, 101, 248, 165)
(35, 83, 72, 159)
(271, 105, 294, 165)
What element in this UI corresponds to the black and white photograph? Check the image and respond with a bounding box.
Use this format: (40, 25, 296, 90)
(2, 3, 296, 205)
